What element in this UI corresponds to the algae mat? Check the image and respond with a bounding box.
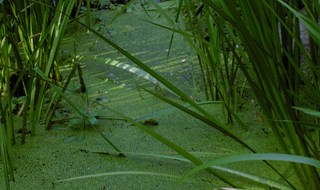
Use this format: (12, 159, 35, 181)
(1, 2, 283, 190)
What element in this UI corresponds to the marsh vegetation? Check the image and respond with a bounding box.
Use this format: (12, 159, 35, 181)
(1, 0, 320, 189)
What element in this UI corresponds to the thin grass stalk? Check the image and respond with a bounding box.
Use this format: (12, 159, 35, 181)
(4, 0, 43, 140)
(180, 1, 243, 124)
(210, 14, 239, 124)
(0, 142, 10, 190)
(1, 41, 16, 146)
(185, 153, 320, 189)
(0, 46, 15, 186)
(0, 94, 15, 189)
(77, 62, 86, 93)
(188, 1, 218, 101)
(0, 0, 75, 185)
(201, 0, 320, 188)
(0, 4, 20, 176)
(29, 0, 75, 134)
(299, 0, 320, 148)
(1, 0, 75, 141)
(259, 2, 319, 188)
(0, 16, 15, 187)
(44, 51, 78, 129)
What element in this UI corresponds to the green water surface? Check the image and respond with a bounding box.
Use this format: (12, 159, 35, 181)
(0, 1, 287, 189)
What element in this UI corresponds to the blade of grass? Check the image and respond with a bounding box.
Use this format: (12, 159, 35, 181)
(56, 171, 180, 183)
(184, 153, 320, 178)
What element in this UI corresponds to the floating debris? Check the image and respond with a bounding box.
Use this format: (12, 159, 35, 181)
(95, 97, 111, 103)
(141, 119, 159, 127)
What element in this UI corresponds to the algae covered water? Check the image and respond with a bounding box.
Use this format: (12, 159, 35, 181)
(0, 1, 285, 189)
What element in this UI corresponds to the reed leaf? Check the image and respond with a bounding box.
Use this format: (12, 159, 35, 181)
(198, 0, 320, 188)
(185, 153, 320, 177)
(56, 171, 180, 183)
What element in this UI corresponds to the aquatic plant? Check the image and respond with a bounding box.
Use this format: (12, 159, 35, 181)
(180, 0, 245, 125)
(0, 0, 76, 189)
(1, 0, 320, 189)
(72, 0, 320, 189)
(200, 0, 320, 188)
(158, 0, 320, 188)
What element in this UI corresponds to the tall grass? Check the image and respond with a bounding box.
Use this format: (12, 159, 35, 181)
(175, 0, 320, 188)
(181, 0, 245, 125)
(1, 0, 319, 189)
(199, 0, 320, 188)
(0, 0, 75, 189)
(75, 0, 320, 188)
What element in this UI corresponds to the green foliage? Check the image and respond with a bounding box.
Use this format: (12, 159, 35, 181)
(184, 153, 320, 189)
(80, 0, 320, 189)
(193, 0, 320, 188)
(0, 0, 76, 188)
(1, 0, 320, 189)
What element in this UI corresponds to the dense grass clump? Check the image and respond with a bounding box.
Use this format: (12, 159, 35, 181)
(1, 0, 320, 189)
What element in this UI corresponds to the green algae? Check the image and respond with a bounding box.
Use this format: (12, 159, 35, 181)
(0, 2, 287, 189)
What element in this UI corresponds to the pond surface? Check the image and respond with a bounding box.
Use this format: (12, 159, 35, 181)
(0, 1, 286, 189)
